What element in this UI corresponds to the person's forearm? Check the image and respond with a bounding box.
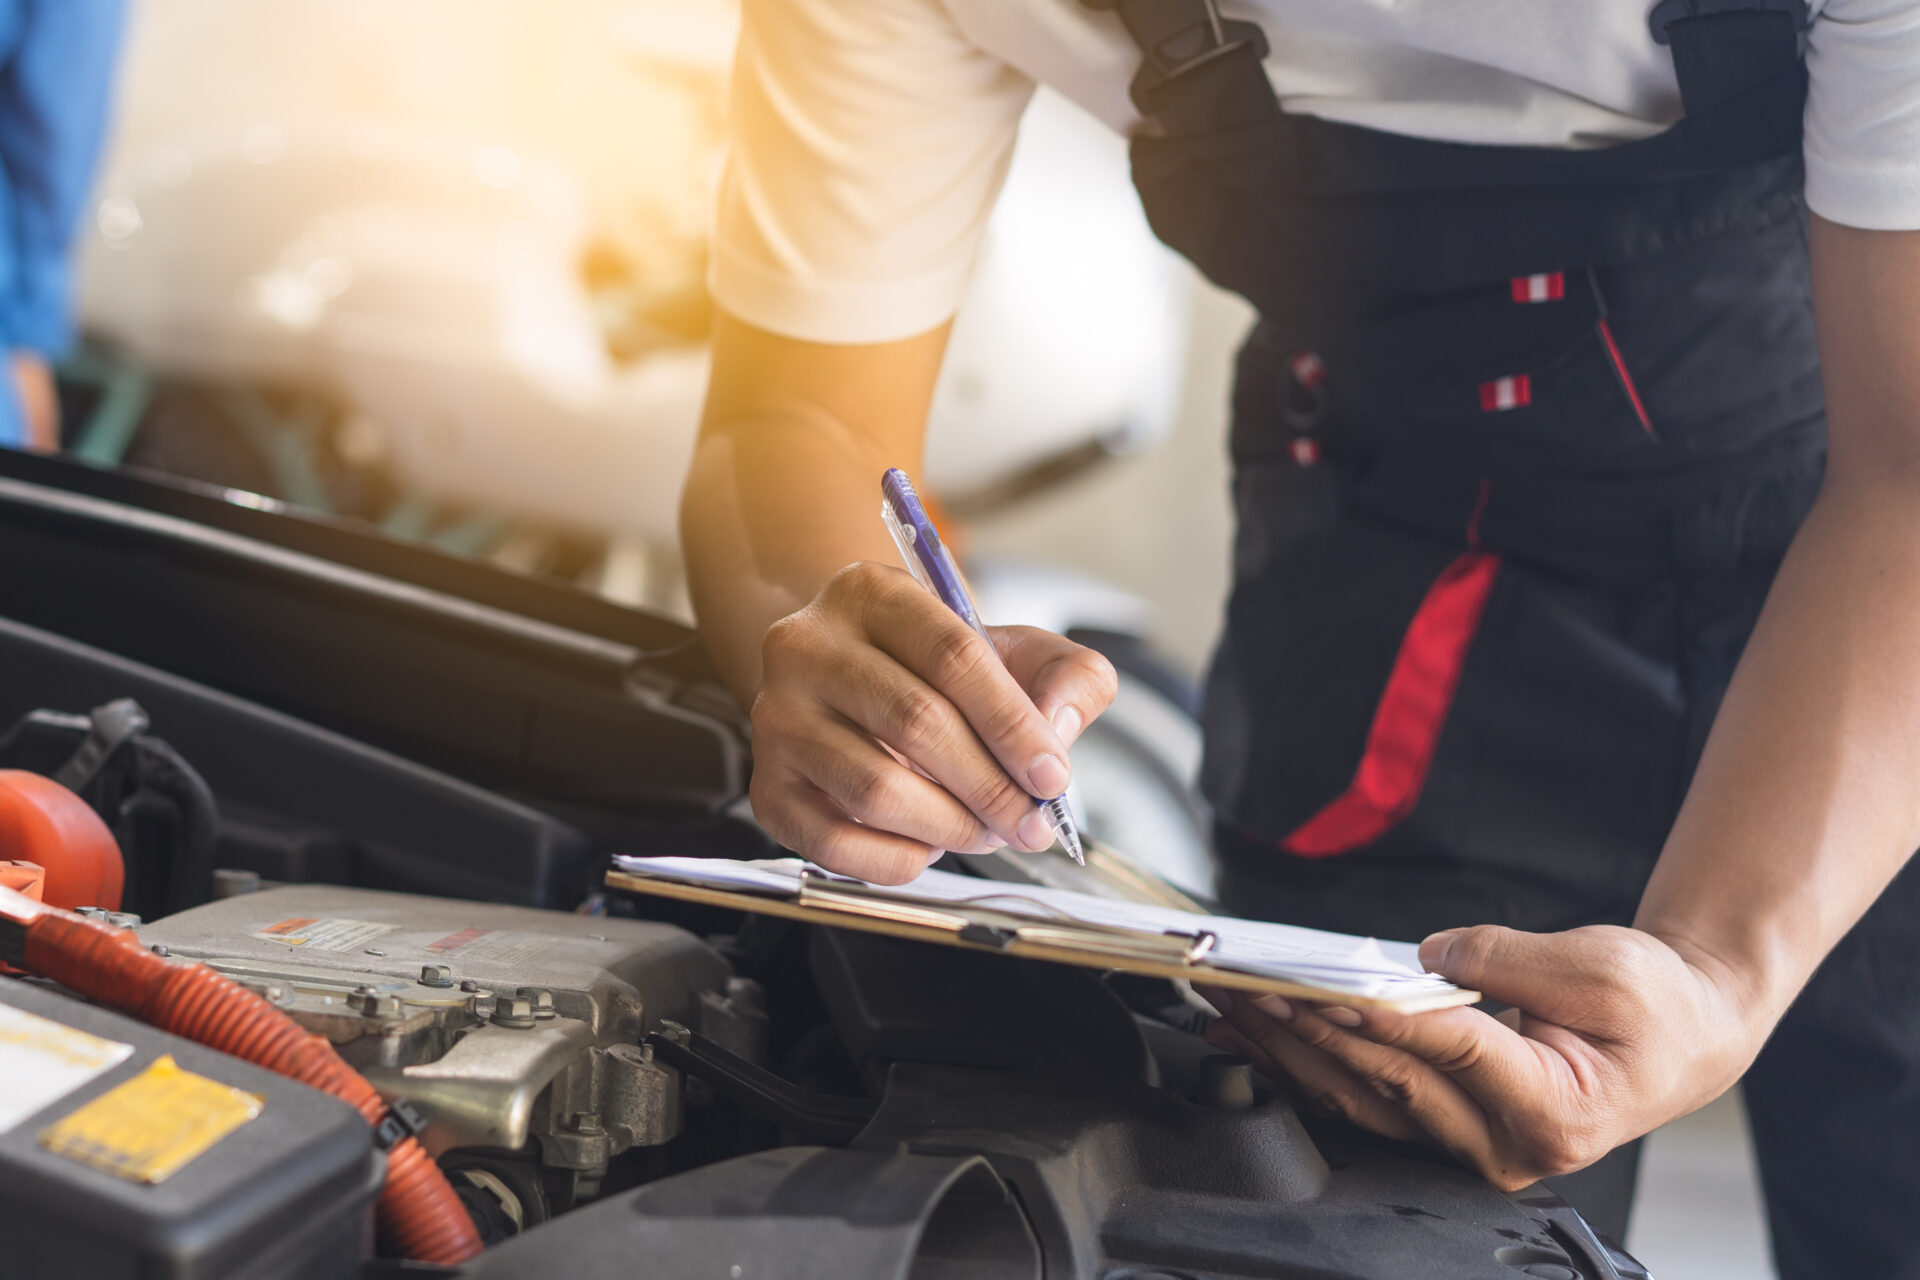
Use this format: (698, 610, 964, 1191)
(681, 409, 907, 706)
(1635, 218, 1920, 1028)
(1635, 477, 1920, 1020)
(680, 314, 953, 707)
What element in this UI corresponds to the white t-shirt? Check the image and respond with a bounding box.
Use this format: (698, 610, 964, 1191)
(712, 0, 1920, 345)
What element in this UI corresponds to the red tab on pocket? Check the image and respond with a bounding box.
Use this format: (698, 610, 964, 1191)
(1478, 374, 1531, 412)
(1288, 351, 1328, 389)
(1510, 272, 1565, 303)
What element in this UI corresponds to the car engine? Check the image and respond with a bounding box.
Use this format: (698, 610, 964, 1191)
(135, 884, 766, 1232)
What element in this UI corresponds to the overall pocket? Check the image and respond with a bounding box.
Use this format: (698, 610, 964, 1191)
(1354, 269, 1662, 469)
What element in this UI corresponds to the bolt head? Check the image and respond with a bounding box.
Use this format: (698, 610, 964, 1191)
(459, 978, 483, 993)
(419, 964, 454, 988)
(491, 997, 536, 1029)
(517, 987, 556, 1017)
(569, 1111, 604, 1135)
(150, 944, 170, 957)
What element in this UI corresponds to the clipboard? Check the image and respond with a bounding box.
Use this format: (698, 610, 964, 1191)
(604, 862, 1478, 1014)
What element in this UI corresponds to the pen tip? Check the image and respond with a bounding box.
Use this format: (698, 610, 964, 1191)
(1042, 795, 1084, 866)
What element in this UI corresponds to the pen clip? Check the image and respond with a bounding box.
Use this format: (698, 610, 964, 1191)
(880, 469, 990, 642)
(880, 498, 941, 599)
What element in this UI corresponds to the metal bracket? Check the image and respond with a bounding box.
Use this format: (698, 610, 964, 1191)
(51, 698, 150, 794)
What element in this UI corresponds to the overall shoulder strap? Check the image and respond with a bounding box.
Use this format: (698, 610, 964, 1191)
(1087, 0, 1808, 152)
(1081, 0, 1278, 132)
(1649, 0, 1811, 43)
(1648, 0, 1810, 124)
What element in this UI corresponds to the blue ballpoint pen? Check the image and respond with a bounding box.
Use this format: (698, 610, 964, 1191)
(879, 467, 1086, 866)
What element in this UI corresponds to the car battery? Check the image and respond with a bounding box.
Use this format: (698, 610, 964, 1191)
(0, 975, 380, 1280)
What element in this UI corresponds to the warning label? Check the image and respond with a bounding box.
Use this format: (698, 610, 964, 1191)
(253, 917, 397, 953)
(419, 928, 554, 966)
(41, 1054, 262, 1184)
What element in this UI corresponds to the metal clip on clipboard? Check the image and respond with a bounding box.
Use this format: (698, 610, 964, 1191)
(794, 869, 1220, 968)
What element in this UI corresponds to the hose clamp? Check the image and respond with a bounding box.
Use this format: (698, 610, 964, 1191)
(374, 1098, 428, 1151)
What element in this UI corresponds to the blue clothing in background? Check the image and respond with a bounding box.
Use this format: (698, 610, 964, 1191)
(0, 0, 124, 447)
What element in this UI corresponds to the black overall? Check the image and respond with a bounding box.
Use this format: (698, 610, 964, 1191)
(1093, 1, 1920, 1274)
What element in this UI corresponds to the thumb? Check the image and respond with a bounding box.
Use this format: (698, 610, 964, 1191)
(988, 625, 1118, 748)
(1419, 924, 1600, 1014)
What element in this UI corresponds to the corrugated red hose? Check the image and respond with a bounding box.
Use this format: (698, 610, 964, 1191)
(9, 895, 482, 1265)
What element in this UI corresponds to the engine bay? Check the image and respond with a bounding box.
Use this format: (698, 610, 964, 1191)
(0, 452, 1649, 1279)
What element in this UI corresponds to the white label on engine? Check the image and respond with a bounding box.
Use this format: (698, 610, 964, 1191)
(252, 916, 398, 953)
(418, 927, 555, 966)
(0, 999, 135, 1134)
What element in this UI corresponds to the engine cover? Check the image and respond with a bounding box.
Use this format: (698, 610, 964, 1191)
(136, 886, 759, 1190)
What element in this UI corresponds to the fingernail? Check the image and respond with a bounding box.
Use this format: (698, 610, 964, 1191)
(983, 834, 1008, 850)
(1026, 752, 1070, 798)
(1321, 1006, 1363, 1028)
(1050, 704, 1083, 745)
(1016, 808, 1056, 852)
(1254, 995, 1293, 1020)
(1419, 928, 1463, 972)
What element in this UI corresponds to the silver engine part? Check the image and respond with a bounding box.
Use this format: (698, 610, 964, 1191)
(137, 885, 764, 1192)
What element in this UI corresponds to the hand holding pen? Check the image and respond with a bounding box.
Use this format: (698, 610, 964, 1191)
(880, 467, 1086, 864)
(742, 468, 1116, 885)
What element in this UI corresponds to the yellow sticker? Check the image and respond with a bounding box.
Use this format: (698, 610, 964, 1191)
(40, 1055, 263, 1184)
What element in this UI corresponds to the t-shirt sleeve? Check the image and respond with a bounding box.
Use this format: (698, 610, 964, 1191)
(1804, 0, 1920, 230)
(710, 0, 1036, 345)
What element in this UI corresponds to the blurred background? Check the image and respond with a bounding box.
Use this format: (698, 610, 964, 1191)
(49, 2, 1771, 1274)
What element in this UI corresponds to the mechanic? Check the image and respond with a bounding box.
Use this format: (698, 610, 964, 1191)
(0, 0, 124, 455)
(677, 3, 1920, 1275)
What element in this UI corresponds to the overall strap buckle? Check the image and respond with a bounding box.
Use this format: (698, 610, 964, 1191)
(1087, 0, 1270, 108)
(1648, 0, 1809, 147)
(1648, 0, 1811, 44)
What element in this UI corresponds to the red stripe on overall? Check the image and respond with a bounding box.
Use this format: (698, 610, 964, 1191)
(1280, 549, 1501, 857)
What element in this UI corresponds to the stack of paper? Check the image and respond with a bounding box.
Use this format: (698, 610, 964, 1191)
(611, 856, 1465, 1006)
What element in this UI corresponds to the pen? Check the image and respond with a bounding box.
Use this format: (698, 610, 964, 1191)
(879, 467, 1086, 866)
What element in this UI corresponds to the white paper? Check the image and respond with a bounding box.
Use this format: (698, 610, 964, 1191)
(614, 855, 1462, 1003)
